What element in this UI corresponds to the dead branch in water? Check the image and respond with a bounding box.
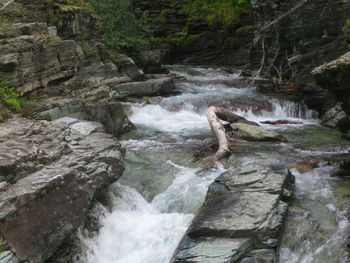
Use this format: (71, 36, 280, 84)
(207, 106, 231, 163)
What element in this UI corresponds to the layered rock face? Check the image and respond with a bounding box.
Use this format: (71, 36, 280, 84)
(135, 0, 350, 119)
(0, 22, 83, 95)
(0, 117, 125, 262)
(132, 0, 254, 66)
(0, 1, 177, 261)
(172, 164, 294, 262)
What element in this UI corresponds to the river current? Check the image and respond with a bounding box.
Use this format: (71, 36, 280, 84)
(81, 66, 350, 263)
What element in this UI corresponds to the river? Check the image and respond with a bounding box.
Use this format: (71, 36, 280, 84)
(81, 66, 350, 263)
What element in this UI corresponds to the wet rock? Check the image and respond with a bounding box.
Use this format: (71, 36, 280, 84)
(230, 123, 285, 142)
(343, 130, 350, 140)
(240, 249, 275, 263)
(321, 104, 350, 132)
(110, 77, 176, 98)
(34, 100, 134, 136)
(0, 117, 125, 263)
(172, 165, 293, 262)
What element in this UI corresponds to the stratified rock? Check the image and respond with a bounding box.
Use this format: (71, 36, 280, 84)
(0, 117, 125, 263)
(172, 165, 294, 262)
(230, 123, 285, 141)
(34, 100, 134, 136)
(321, 104, 350, 131)
(110, 77, 176, 98)
(0, 23, 83, 95)
(312, 52, 350, 92)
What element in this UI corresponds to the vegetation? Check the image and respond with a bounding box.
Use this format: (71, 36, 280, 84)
(88, 0, 151, 55)
(0, 81, 37, 118)
(183, 0, 250, 27)
(0, 81, 21, 111)
(343, 19, 350, 41)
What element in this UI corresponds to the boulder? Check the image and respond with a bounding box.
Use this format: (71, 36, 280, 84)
(33, 100, 134, 136)
(312, 52, 350, 92)
(0, 117, 125, 263)
(321, 104, 350, 131)
(230, 122, 285, 141)
(172, 164, 294, 262)
(110, 77, 176, 98)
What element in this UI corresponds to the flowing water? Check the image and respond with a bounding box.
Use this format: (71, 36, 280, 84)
(82, 66, 350, 263)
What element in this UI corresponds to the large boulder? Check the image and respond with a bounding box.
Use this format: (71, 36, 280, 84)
(321, 104, 350, 132)
(33, 100, 134, 136)
(172, 164, 294, 262)
(0, 117, 125, 263)
(312, 52, 350, 93)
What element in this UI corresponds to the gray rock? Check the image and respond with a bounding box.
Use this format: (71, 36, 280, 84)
(230, 123, 285, 141)
(312, 52, 350, 92)
(321, 104, 350, 131)
(0, 117, 125, 263)
(34, 100, 134, 136)
(0, 23, 83, 95)
(172, 165, 293, 262)
(110, 77, 176, 98)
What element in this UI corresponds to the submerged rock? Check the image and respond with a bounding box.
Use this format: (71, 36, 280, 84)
(0, 117, 125, 263)
(172, 165, 294, 262)
(230, 123, 285, 142)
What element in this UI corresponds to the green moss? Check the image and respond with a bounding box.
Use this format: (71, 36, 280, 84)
(156, 9, 169, 25)
(46, 34, 61, 45)
(343, 18, 350, 40)
(170, 29, 200, 46)
(182, 0, 250, 28)
(236, 24, 256, 34)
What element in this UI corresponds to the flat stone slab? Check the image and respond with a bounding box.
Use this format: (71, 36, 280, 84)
(173, 237, 254, 263)
(172, 165, 293, 262)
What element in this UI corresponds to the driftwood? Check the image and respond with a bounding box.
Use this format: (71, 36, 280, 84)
(207, 106, 231, 162)
(207, 106, 256, 164)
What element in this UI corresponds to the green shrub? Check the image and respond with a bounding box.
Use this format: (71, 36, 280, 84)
(0, 82, 37, 116)
(88, 0, 151, 55)
(0, 82, 20, 111)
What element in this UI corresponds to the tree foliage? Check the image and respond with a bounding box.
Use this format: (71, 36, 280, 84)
(88, 0, 150, 54)
(183, 0, 250, 27)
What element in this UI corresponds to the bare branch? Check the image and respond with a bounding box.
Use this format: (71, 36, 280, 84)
(0, 0, 15, 11)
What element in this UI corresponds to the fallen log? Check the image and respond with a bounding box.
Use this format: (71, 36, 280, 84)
(207, 106, 231, 162)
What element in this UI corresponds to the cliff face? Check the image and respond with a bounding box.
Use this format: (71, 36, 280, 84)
(0, 1, 176, 262)
(135, 0, 350, 129)
(133, 0, 255, 66)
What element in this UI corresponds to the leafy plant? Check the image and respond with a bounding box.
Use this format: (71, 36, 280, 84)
(183, 0, 250, 28)
(0, 81, 37, 116)
(88, 0, 151, 55)
(0, 81, 20, 110)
